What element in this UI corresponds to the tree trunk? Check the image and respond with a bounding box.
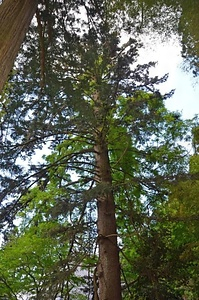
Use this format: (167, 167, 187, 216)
(0, 0, 38, 93)
(94, 134, 122, 300)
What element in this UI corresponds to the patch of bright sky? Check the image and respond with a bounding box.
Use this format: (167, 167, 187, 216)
(138, 34, 199, 119)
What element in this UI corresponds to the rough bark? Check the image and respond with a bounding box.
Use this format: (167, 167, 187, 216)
(0, 0, 38, 93)
(94, 133, 122, 300)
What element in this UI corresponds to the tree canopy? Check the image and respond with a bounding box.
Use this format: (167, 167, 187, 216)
(0, 0, 199, 93)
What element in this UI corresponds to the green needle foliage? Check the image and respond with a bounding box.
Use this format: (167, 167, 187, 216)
(0, 0, 198, 299)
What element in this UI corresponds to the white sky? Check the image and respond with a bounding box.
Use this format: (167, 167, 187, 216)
(139, 34, 199, 119)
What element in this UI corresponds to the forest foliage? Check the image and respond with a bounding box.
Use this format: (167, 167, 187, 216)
(0, 0, 199, 299)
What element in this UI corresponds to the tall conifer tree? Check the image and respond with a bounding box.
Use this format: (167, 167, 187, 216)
(0, 1, 198, 299)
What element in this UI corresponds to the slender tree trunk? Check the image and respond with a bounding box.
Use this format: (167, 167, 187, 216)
(0, 0, 38, 93)
(94, 132, 122, 300)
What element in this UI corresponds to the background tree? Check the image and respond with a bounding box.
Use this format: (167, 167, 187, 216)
(0, 184, 93, 299)
(123, 0, 199, 75)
